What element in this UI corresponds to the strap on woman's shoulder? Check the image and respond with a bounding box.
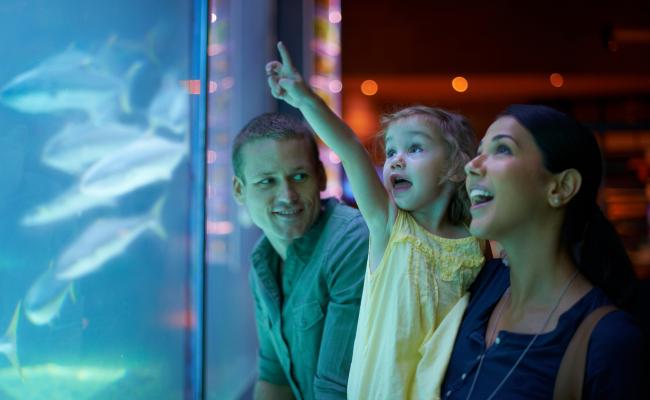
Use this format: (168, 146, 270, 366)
(553, 305, 618, 400)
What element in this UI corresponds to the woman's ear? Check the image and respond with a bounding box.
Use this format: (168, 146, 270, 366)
(547, 168, 582, 208)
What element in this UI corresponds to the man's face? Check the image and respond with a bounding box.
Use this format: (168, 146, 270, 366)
(233, 137, 325, 255)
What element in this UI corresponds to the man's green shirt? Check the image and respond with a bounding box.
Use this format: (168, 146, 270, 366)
(249, 198, 369, 399)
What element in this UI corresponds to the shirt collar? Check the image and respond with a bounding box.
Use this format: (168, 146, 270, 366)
(287, 197, 338, 266)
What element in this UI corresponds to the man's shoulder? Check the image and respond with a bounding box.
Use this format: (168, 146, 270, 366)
(322, 198, 367, 233)
(316, 199, 369, 260)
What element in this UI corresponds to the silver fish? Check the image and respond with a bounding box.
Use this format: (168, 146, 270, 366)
(54, 197, 166, 280)
(0, 46, 141, 117)
(80, 136, 186, 197)
(21, 185, 116, 227)
(0, 47, 120, 115)
(24, 270, 72, 326)
(41, 119, 147, 175)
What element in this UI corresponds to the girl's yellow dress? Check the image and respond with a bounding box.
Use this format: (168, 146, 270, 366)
(347, 209, 484, 400)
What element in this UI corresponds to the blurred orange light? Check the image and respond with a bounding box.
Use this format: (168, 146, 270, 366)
(451, 76, 468, 93)
(206, 220, 234, 235)
(329, 11, 342, 24)
(179, 80, 201, 95)
(361, 80, 378, 96)
(549, 73, 564, 88)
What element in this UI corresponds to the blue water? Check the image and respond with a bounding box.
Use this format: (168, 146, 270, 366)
(0, 1, 197, 398)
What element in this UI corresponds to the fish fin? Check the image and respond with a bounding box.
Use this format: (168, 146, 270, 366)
(4, 302, 20, 340)
(69, 283, 77, 304)
(119, 61, 145, 114)
(151, 221, 167, 240)
(119, 91, 132, 115)
(149, 196, 167, 240)
(3, 302, 23, 380)
(125, 61, 144, 83)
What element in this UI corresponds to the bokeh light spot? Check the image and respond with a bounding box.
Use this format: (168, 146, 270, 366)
(549, 73, 564, 88)
(329, 11, 342, 24)
(361, 79, 378, 96)
(328, 151, 341, 164)
(328, 79, 343, 93)
(451, 76, 468, 93)
(208, 80, 218, 93)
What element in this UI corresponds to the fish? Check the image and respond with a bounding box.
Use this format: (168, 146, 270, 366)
(41, 119, 147, 175)
(148, 73, 189, 136)
(24, 269, 73, 326)
(80, 136, 186, 197)
(0, 46, 141, 117)
(53, 197, 166, 280)
(21, 184, 116, 227)
(0, 302, 22, 379)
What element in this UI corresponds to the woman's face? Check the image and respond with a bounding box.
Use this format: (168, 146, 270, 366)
(464, 116, 554, 240)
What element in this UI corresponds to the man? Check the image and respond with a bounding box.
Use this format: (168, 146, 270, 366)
(232, 113, 368, 400)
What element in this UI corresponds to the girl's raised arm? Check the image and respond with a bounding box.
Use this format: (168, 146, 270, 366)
(266, 42, 393, 234)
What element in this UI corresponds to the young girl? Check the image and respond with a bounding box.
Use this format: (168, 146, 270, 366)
(267, 42, 484, 399)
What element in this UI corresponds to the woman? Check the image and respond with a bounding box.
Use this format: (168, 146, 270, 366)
(441, 104, 645, 399)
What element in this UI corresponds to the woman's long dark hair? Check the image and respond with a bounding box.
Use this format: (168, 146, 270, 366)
(503, 104, 638, 310)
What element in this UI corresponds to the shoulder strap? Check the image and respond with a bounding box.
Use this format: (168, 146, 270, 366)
(553, 305, 618, 400)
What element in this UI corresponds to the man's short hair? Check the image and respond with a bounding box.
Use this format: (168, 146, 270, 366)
(232, 112, 323, 181)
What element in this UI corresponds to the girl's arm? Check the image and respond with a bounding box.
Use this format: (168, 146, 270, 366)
(266, 42, 393, 235)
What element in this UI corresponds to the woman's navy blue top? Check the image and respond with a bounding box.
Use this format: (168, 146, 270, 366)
(441, 259, 645, 399)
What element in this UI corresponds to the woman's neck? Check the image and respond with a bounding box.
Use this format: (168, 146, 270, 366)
(500, 223, 579, 311)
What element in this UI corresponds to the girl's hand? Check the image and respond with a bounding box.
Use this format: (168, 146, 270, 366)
(265, 41, 312, 108)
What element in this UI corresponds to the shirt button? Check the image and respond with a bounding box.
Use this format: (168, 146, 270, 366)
(446, 390, 452, 397)
(495, 337, 501, 345)
(461, 373, 467, 380)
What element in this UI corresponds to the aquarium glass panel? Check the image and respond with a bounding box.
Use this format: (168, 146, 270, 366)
(0, 1, 203, 398)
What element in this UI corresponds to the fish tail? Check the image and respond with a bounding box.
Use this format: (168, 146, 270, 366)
(3, 302, 23, 380)
(150, 196, 167, 239)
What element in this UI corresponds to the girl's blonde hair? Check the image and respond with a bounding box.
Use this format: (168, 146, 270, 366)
(380, 105, 477, 226)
